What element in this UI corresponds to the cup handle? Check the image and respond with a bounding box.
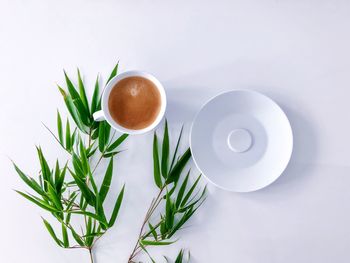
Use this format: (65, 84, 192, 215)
(93, 110, 105, 122)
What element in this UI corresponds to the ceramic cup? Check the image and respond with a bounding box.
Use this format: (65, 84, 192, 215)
(93, 70, 167, 135)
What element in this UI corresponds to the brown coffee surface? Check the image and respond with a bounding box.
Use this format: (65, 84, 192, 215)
(108, 76, 161, 130)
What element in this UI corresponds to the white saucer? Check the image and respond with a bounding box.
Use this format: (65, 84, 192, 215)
(190, 90, 293, 192)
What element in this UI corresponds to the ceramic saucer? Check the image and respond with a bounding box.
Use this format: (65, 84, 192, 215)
(190, 90, 293, 192)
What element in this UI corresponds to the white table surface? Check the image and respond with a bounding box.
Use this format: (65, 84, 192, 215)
(1, 0, 350, 262)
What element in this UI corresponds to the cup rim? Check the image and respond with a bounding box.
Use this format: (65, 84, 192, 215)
(101, 70, 167, 135)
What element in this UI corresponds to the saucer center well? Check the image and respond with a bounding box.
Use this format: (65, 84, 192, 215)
(227, 129, 253, 153)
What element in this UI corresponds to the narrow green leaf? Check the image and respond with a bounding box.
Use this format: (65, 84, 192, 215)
(99, 158, 113, 203)
(139, 242, 156, 263)
(65, 119, 71, 151)
(153, 134, 162, 188)
(148, 222, 158, 240)
(103, 151, 120, 158)
(57, 110, 63, 144)
(180, 175, 202, 207)
(98, 121, 106, 152)
(106, 134, 128, 152)
(42, 218, 63, 247)
(64, 70, 80, 101)
(165, 194, 174, 229)
(13, 163, 45, 196)
(72, 153, 85, 178)
(63, 71, 90, 127)
(70, 227, 84, 246)
(166, 148, 191, 184)
(47, 184, 63, 210)
(176, 171, 190, 208)
(54, 160, 60, 185)
(105, 123, 111, 144)
(70, 211, 107, 227)
(91, 75, 100, 114)
(87, 146, 98, 158)
(15, 191, 59, 212)
(36, 146, 52, 189)
(108, 184, 125, 227)
(178, 187, 207, 213)
(169, 125, 184, 171)
(161, 120, 169, 178)
(106, 62, 119, 85)
(95, 192, 107, 230)
(58, 85, 87, 133)
(79, 139, 89, 175)
(65, 192, 78, 211)
(61, 223, 69, 248)
(86, 216, 93, 246)
(140, 239, 175, 246)
(56, 164, 67, 194)
(69, 169, 95, 206)
(77, 68, 90, 115)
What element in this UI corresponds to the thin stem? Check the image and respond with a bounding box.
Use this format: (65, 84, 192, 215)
(88, 248, 94, 263)
(128, 185, 166, 262)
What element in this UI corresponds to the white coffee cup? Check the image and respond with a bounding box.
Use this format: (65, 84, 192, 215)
(93, 70, 166, 135)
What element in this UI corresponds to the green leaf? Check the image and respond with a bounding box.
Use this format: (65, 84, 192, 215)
(63, 72, 89, 127)
(36, 146, 52, 190)
(57, 110, 63, 144)
(91, 75, 100, 114)
(99, 158, 113, 203)
(139, 242, 156, 263)
(95, 192, 107, 230)
(15, 190, 59, 213)
(169, 125, 184, 171)
(54, 160, 60, 185)
(140, 239, 175, 246)
(47, 184, 63, 211)
(56, 164, 67, 194)
(65, 192, 78, 211)
(106, 62, 119, 85)
(42, 218, 63, 247)
(153, 134, 162, 188)
(166, 148, 191, 184)
(58, 85, 87, 133)
(64, 70, 80, 101)
(65, 119, 71, 151)
(105, 123, 111, 144)
(106, 134, 128, 152)
(180, 175, 202, 207)
(165, 194, 174, 229)
(79, 139, 90, 175)
(161, 120, 169, 178)
(61, 222, 69, 248)
(72, 153, 85, 178)
(178, 186, 207, 213)
(85, 216, 94, 246)
(70, 227, 84, 246)
(87, 146, 97, 158)
(98, 121, 106, 152)
(176, 171, 190, 208)
(70, 211, 108, 228)
(109, 184, 125, 227)
(168, 206, 201, 238)
(103, 151, 121, 158)
(13, 163, 45, 196)
(69, 169, 95, 206)
(77, 68, 90, 115)
(148, 222, 158, 240)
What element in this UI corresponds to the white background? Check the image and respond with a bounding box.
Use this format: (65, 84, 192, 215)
(1, 0, 350, 262)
